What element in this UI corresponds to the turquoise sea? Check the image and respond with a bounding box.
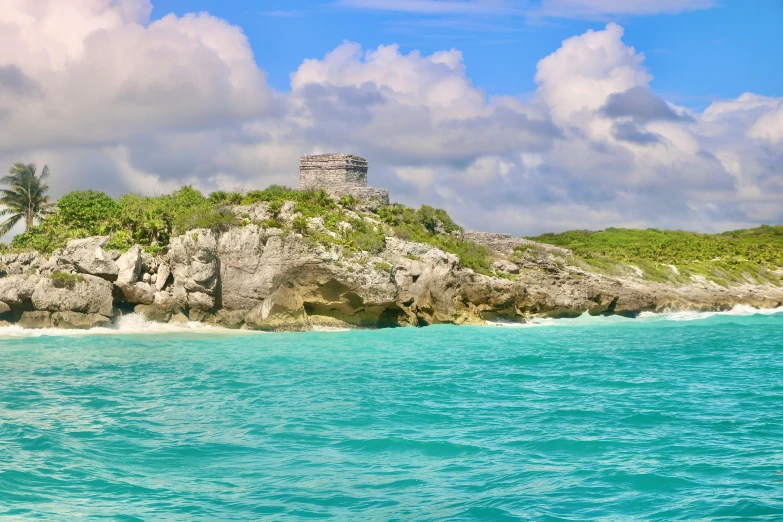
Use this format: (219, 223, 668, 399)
(1, 309, 782, 521)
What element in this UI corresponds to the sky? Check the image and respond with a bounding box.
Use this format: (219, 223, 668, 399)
(0, 0, 782, 235)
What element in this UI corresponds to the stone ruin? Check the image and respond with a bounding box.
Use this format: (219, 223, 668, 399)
(299, 153, 389, 205)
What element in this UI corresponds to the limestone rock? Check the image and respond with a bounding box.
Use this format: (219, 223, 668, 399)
(0, 301, 9, 315)
(116, 246, 142, 286)
(62, 236, 119, 281)
(169, 229, 219, 295)
(187, 291, 214, 312)
(155, 263, 171, 291)
(215, 309, 247, 329)
(0, 275, 41, 306)
(118, 282, 155, 305)
(31, 274, 114, 316)
(153, 286, 188, 314)
(493, 259, 520, 275)
(189, 309, 214, 323)
(218, 226, 317, 310)
(19, 311, 52, 329)
(52, 312, 111, 330)
(245, 285, 309, 332)
(134, 303, 172, 323)
(168, 312, 189, 325)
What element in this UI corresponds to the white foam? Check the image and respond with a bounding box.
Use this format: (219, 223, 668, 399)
(486, 305, 783, 327)
(0, 313, 253, 338)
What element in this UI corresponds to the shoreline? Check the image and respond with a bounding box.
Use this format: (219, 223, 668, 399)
(2, 305, 781, 338)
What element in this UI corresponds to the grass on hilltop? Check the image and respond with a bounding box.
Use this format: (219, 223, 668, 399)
(527, 227, 783, 286)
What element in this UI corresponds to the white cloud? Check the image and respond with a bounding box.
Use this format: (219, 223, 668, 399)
(0, 0, 271, 158)
(0, 2, 780, 236)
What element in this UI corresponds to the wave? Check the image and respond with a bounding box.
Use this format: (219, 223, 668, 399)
(486, 305, 783, 328)
(0, 313, 249, 338)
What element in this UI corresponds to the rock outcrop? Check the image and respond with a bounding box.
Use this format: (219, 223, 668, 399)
(0, 220, 781, 331)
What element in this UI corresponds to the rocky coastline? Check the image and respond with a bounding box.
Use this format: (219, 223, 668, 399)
(1, 205, 781, 332)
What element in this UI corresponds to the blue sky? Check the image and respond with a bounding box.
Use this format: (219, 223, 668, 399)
(1, 0, 782, 234)
(151, 0, 783, 108)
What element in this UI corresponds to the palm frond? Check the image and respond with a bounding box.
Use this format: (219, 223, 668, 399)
(0, 214, 23, 237)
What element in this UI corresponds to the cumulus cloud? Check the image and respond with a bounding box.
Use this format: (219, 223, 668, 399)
(0, 1, 781, 236)
(0, 0, 272, 194)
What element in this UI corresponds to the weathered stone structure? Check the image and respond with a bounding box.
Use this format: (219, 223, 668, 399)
(299, 153, 389, 205)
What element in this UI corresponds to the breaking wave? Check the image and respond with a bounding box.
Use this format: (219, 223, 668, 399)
(0, 313, 249, 338)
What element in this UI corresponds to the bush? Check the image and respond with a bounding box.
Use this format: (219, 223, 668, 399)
(56, 190, 121, 235)
(293, 215, 308, 234)
(50, 271, 83, 289)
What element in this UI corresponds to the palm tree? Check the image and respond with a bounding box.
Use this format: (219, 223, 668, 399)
(0, 163, 53, 236)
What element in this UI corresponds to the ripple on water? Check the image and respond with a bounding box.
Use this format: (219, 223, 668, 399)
(0, 311, 782, 520)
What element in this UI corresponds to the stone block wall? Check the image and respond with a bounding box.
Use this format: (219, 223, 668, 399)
(299, 153, 389, 205)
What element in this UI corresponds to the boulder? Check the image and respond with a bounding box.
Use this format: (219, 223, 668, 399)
(19, 311, 52, 329)
(169, 230, 219, 295)
(215, 309, 247, 329)
(62, 237, 119, 281)
(155, 263, 171, 291)
(187, 291, 214, 312)
(245, 285, 309, 332)
(493, 260, 520, 275)
(153, 286, 188, 314)
(134, 303, 172, 323)
(188, 309, 214, 323)
(0, 301, 10, 315)
(31, 274, 114, 316)
(52, 312, 111, 330)
(168, 312, 190, 325)
(117, 282, 155, 305)
(0, 275, 41, 306)
(116, 246, 142, 286)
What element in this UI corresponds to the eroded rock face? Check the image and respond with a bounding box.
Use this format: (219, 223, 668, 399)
(0, 275, 40, 307)
(31, 274, 114, 317)
(19, 311, 53, 329)
(245, 285, 309, 332)
(1, 220, 782, 331)
(62, 237, 119, 281)
(52, 311, 111, 330)
(218, 226, 319, 311)
(169, 229, 219, 295)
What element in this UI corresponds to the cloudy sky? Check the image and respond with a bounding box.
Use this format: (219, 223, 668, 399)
(1, 0, 781, 235)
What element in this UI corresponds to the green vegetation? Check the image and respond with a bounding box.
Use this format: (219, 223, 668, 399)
(0, 175, 494, 274)
(374, 262, 392, 272)
(527, 227, 783, 285)
(50, 271, 83, 289)
(375, 203, 491, 273)
(0, 163, 53, 236)
(9, 186, 238, 254)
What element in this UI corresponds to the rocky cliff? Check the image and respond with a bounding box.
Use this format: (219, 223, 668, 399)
(1, 202, 781, 331)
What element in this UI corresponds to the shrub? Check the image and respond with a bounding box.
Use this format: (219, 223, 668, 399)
(339, 194, 358, 208)
(293, 215, 308, 234)
(50, 271, 83, 289)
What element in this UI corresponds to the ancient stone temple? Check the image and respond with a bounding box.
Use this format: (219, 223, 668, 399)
(299, 153, 389, 205)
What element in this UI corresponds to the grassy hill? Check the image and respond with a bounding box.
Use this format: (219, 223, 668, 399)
(528, 227, 783, 286)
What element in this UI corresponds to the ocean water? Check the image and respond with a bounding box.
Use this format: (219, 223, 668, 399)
(1, 309, 782, 521)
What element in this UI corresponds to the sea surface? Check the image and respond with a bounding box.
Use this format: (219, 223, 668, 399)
(1, 309, 782, 521)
